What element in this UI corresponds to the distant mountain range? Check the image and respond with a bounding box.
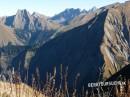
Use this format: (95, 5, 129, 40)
(51, 8, 88, 24)
(1, 1, 130, 90)
(0, 7, 97, 47)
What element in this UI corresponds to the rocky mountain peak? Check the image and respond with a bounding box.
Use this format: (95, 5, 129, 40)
(88, 6, 97, 13)
(51, 8, 87, 24)
(32, 12, 46, 18)
(16, 9, 29, 16)
(14, 9, 32, 30)
(64, 8, 81, 13)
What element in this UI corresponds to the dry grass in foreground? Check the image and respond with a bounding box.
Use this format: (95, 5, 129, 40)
(0, 81, 44, 97)
(1, 65, 130, 97)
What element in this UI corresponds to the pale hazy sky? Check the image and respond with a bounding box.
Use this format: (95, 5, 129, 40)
(0, 0, 128, 16)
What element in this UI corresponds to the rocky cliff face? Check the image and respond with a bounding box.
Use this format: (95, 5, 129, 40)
(0, 9, 62, 45)
(101, 2, 130, 79)
(11, 1, 130, 89)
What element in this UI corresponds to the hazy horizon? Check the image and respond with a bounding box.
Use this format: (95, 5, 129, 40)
(0, 0, 128, 17)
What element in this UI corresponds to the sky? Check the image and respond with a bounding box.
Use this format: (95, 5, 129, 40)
(0, 0, 128, 16)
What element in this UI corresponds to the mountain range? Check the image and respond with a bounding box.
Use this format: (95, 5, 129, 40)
(51, 8, 87, 24)
(0, 7, 97, 47)
(0, 9, 61, 46)
(0, 1, 130, 90)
